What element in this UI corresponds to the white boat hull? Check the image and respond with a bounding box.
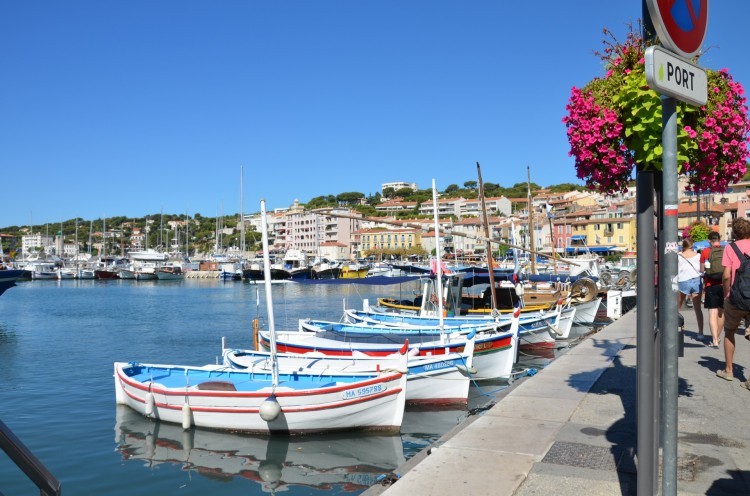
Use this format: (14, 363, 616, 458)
(114, 362, 406, 434)
(260, 327, 517, 381)
(224, 343, 474, 406)
(572, 297, 602, 324)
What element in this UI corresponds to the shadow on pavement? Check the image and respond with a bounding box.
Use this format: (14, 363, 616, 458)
(566, 340, 694, 495)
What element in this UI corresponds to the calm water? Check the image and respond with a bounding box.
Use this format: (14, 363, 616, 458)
(0, 279, 585, 495)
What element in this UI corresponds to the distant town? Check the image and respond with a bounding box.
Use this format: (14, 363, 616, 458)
(2, 175, 749, 263)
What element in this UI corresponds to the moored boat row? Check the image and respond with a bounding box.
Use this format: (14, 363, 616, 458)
(113, 194, 622, 437)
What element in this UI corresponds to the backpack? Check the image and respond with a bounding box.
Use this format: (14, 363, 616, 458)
(728, 243, 750, 311)
(705, 246, 725, 280)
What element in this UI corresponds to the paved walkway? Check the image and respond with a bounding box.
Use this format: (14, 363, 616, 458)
(363, 303, 750, 496)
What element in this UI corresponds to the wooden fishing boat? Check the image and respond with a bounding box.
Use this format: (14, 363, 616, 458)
(223, 332, 477, 406)
(114, 362, 407, 434)
(258, 323, 517, 381)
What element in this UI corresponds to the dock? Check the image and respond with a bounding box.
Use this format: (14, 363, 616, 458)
(364, 305, 750, 495)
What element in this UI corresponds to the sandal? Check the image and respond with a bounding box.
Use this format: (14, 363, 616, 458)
(741, 381, 750, 391)
(717, 370, 734, 381)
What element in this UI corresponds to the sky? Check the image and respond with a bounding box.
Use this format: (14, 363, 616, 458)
(1, 1, 748, 228)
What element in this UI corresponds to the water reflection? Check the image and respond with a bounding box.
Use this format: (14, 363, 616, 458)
(114, 406, 406, 493)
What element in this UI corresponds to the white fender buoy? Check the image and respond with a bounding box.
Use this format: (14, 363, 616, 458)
(455, 364, 478, 375)
(259, 395, 281, 422)
(182, 403, 193, 430)
(144, 392, 155, 417)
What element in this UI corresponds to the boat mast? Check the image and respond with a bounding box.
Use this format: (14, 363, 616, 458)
(75, 219, 79, 269)
(159, 207, 164, 252)
(527, 166, 536, 275)
(185, 212, 190, 259)
(431, 179, 445, 340)
(546, 203, 558, 275)
(102, 217, 106, 260)
(240, 165, 245, 258)
(260, 199, 279, 387)
(477, 162, 498, 312)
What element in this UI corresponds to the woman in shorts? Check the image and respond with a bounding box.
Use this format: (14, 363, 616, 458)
(678, 237, 704, 336)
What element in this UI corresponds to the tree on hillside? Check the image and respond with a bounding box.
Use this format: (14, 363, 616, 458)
(444, 184, 459, 194)
(547, 183, 583, 193)
(336, 192, 365, 206)
(306, 195, 337, 209)
(463, 180, 477, 190)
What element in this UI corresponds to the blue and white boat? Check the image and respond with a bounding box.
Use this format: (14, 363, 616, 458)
(223, 331, 478, 407)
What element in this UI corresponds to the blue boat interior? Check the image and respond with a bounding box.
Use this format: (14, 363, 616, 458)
(122, 364, 373, 391)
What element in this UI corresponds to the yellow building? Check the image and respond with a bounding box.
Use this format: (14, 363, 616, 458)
(358, 228, 422, 257)
(568, 215, 636, 252)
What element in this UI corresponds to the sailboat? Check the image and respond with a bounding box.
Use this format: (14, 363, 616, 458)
(95, 217, 119, 279)
(114, 199, 407, 433)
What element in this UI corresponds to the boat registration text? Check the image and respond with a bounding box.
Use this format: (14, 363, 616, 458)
(342, 383, 386, 400)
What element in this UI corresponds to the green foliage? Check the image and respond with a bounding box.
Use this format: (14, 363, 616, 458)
(306, 195, 337, 209)
(336, 192, 365, 205)
(688, 222, 710, 242)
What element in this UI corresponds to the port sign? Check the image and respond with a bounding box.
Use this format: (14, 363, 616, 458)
(645, 46, 707, 106)
(646, 0, 708, 58)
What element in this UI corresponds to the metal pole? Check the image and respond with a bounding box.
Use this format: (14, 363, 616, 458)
(660, 95, 679, 496)
(638, 3, 659, 493)
(636, 168, 657, 496)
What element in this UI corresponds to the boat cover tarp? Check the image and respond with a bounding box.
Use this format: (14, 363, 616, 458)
(296, 275, 426, 286)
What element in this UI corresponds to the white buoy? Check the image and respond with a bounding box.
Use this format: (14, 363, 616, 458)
(259, 395, 281, 422)
(182, 403, 193, 430)
(145, 392, 155, 417)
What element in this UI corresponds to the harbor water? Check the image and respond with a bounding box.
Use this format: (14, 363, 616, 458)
(0, 279, 594, 495)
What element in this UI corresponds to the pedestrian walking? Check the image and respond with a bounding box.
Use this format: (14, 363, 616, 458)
(678, 237, 704, 335)
(717, 217, 750, 390)
(701, 231, 724, 347)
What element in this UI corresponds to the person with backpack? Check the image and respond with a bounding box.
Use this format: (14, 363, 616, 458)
(678, 237, 704, 336)
(701, 231, 724, 347)
(717, 217, 750, 391)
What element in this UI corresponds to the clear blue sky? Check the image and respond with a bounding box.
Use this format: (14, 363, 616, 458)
(1, 1, 747, 228)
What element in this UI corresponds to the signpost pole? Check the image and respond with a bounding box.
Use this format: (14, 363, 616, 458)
(643, 2, 708, 494)
(637, 4, 658, 494)
(660, 94, 680, 496)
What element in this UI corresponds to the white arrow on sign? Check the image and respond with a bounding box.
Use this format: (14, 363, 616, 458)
(645, 46, 707, 106)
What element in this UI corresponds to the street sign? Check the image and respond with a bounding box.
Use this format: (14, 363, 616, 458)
(645, 46, 707, 106)
(646, 0, 708, 58)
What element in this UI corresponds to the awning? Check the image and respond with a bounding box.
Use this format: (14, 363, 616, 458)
(571, 235, 587, 241)
(565, 245, 615, 254)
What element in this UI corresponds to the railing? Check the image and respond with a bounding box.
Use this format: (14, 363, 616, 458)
(0, 418, 61, 495)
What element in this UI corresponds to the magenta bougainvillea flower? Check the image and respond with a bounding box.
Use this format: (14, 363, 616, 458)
(563, 24, 750, 194)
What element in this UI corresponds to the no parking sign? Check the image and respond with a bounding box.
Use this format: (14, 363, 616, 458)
(646, 0, 708, 58)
